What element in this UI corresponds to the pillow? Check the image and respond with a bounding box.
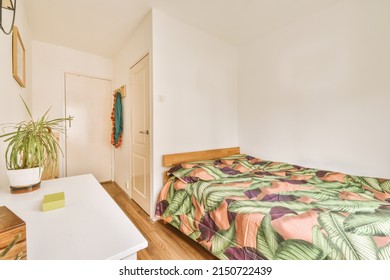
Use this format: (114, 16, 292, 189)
(168, 154, 258, 183)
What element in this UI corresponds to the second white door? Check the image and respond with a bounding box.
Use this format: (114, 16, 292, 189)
(130, 54, 151, 215)
(65, 73, 112, 182)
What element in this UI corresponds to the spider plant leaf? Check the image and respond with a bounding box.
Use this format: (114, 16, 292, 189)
(1, 96, 70, 171)
(20, 96, 33, 120)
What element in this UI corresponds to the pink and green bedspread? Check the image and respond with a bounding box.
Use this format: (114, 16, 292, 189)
(155, 154, 390, 260)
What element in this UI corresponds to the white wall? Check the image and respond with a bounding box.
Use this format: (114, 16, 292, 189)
(152, 10, 238, 217)
(31, 41, 113, 176)
(113, 11, 152, 194)
(0, 0, 32, 187)
(113, 10, 238, 218)
(238, 0, 390, 178)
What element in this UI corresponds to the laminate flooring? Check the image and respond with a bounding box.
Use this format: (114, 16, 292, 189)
(101, 181, 217, 260)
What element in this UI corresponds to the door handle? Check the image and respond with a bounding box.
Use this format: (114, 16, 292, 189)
(69, 115, 72, 128)
(139, 130, 149, 135)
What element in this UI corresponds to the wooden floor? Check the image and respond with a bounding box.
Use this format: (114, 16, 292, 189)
(101, 181, 217, 260)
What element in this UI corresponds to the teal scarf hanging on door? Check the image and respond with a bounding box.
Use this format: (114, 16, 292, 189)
(111, 92, 123, 148)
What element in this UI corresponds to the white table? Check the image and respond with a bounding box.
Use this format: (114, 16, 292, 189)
(0, 174, 148, 260)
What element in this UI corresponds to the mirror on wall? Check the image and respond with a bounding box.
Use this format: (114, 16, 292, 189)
(0, 0, 16, 35)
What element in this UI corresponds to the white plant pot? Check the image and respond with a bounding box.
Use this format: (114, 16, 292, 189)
(6, 167, 43, 193)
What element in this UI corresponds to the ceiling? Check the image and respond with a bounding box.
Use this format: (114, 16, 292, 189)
(24, 0, 344, 58)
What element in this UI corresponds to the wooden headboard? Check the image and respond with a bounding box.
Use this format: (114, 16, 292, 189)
(162, 147, 240, 167)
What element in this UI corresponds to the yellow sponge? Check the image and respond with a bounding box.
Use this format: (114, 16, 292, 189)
(42, 192, 65, 212)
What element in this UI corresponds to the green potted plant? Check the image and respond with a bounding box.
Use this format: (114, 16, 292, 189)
(0, 97, 72, 193)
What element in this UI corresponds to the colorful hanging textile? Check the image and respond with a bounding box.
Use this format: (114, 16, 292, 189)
(111, 92, 123, 148)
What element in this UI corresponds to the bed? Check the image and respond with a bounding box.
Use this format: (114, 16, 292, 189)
(155, 147, 390, 260)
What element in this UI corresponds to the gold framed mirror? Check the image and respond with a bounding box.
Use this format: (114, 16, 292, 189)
(12, 26, 25, 88)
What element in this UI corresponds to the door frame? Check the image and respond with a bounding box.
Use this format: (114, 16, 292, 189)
(64, 72, 114, 181)
(129, 52, 154, 217)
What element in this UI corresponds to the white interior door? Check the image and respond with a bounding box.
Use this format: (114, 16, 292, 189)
(65, 73, 112, 182)
(130, 54, 151, 215)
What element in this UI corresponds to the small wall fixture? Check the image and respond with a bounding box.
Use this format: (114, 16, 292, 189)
(0, 0, 16, 35)
(114, 85, 126, 98)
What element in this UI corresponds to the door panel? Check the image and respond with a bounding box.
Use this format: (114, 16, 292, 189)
(65, 74, 112, 182)
(130, 54, 151, 215)
(133, 153, 146, 196)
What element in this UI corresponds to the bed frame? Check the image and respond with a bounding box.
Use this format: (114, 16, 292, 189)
(162, 147, 241, 167)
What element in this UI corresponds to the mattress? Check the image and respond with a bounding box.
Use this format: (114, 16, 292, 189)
(155, 154, 390, 260)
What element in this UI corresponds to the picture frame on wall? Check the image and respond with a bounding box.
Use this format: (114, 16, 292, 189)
(12, 26, 26, 88)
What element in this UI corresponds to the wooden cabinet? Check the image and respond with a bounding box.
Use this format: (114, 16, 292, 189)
(0, 206, 27, 260)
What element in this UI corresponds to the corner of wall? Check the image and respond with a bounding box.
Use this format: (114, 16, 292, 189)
(0, 0, 33, 186)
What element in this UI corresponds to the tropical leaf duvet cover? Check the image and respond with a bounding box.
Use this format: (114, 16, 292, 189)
(155, 154, 390, 260)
